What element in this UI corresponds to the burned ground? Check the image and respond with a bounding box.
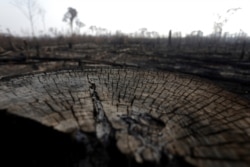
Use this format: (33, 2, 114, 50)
(0, 36, 250, 167)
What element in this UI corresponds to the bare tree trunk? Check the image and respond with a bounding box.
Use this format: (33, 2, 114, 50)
(0, 67, 250, 167)
(11, 0, 44, 37)
(70, 20, 73, 35)
(168, 30, 172, 46)
(27, 0, 35, 37)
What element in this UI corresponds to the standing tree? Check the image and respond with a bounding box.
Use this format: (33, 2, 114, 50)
(75, 19, 85, 34)
(63, 7, 78, 34)
(138, 28, 147, 37)
(11, 0, 44, 37)
(213, 22, 223, 37)
(168, 30, 172, 46)
(213, 8, 241, 37)
(38, 8, 46, 32)
(89, 25, 97, 35)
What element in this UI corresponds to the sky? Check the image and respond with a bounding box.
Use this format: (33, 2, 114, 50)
(0, 0, 250, 37)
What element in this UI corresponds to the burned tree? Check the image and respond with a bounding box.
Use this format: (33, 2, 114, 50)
(212, 8, 242, 37)
(11, 0, 45, 37)
(0, 67, 250, 167)
(63, 7, 78, 34)
(168, 29, 172, 46)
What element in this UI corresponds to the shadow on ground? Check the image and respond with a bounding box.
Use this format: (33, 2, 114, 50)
(0, 109, 194, 167)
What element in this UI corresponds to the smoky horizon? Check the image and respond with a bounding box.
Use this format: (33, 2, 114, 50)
(0, 0, 249, 37)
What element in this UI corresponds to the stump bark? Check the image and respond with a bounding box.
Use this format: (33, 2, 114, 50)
(0, 66, 250, 167)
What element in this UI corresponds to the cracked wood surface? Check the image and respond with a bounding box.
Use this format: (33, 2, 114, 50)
(0, 66, 250, 167)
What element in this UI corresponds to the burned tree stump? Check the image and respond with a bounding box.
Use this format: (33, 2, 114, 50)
(0, 66, 250, 167)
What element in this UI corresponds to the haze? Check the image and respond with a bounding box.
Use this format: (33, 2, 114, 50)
(0, 0, 249, 37)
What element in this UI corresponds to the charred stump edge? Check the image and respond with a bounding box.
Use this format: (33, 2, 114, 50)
(0, 66, 250, 167)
